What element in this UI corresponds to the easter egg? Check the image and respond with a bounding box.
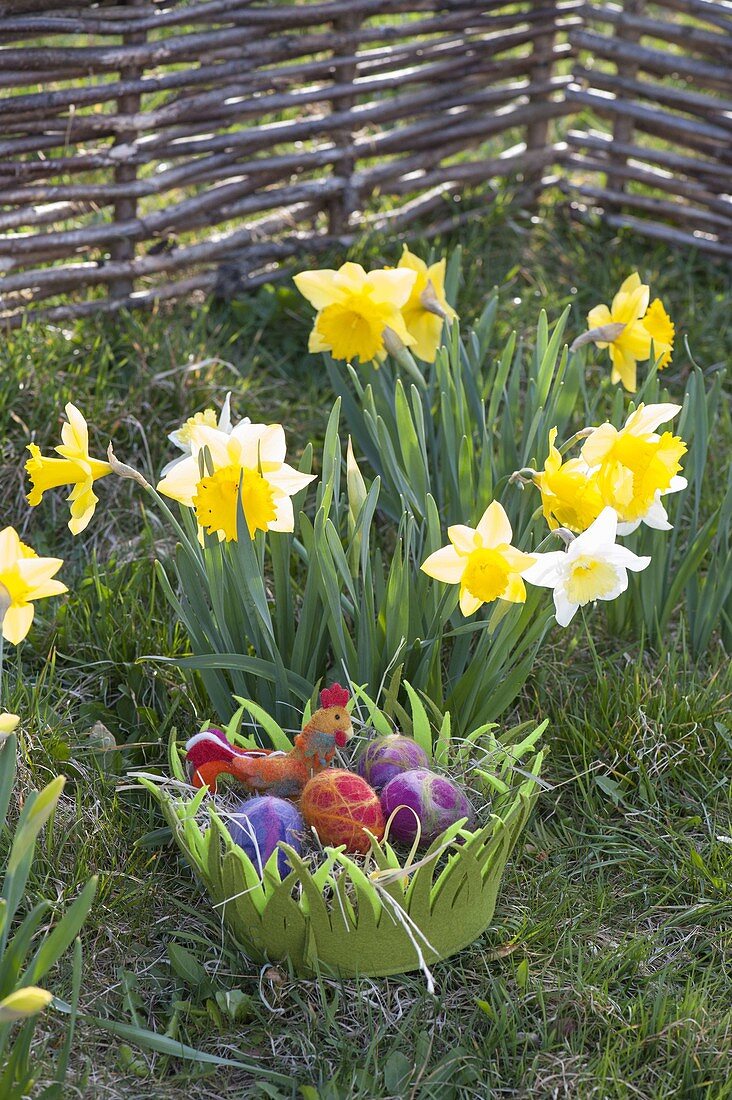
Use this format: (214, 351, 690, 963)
(300, 769, 385, 854)
(227, 796, 304, 877)
(355, 734, 430, 791)
(380, 769, 475, 846)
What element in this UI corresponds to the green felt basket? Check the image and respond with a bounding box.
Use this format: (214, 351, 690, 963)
(144, 692, 545, 979)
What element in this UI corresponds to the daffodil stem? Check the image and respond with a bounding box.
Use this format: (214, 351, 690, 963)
(558, 428, 594, 456)
(394, 350, 428, 392)
(0, 632, 5, 709)
(535, 527, 574, 551)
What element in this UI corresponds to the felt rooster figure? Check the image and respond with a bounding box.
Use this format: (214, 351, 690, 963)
(185, 684, 353, 799)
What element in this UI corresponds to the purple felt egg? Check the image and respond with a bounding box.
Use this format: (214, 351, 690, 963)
(380, 769, 475, 846)
(355, 735, 430, 791)
(227, 795, 303, 877)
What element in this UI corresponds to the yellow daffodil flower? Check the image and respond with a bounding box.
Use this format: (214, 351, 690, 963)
(523, 508, 650, 626)
(0, 986, 54, 1022)
(157, 421, 315, 540)
(534, 428, 604, 533)
(25, 403, 111, 535)
(581, 404, 687, 534)
(0, 527, 66, 645)
(643, 298, 675, 369)
(586, 273, 653, 393)
(421, 501, 534, 616)
(293, 261, 416, 365)
(397, 246, 457, 363)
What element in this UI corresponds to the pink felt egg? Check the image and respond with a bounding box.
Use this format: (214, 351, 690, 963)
(380, 768, 475, 846)
(355, 735, 429, 791)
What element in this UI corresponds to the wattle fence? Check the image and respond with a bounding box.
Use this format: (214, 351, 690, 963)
(0, 0, 729, 327)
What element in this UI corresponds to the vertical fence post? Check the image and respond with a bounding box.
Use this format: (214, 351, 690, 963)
(109, 0, 146, 302)
(524, 9, 558, 200)
(328, 8, 361, 237)
(605, 0, 642, 200)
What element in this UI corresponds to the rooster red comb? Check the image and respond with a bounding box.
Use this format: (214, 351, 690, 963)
(319, 683, 350, 709)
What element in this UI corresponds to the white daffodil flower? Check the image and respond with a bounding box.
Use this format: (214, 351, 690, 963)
(160, 393, 244, 476)
(523, 507, 651, 627)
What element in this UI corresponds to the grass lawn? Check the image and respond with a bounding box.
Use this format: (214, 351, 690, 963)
(2, 202, 731, 1099)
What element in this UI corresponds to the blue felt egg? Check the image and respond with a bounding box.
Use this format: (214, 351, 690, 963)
(227, 795, 303, 877)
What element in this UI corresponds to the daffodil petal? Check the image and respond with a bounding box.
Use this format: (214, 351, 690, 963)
(265, 464, 316, 496)
(270, 494, 295, 533)
(554, 586, 579, 627)
(420, 545, 464, 584)
(447, 525, 479, 555)
(293, 269, 344, 309)
(3, 603, 34, 645)
(475, 501, 513, 547)
(523, 551, 567, 587)
(587, 304, 612, 333)
(571, 508, 618, 556)
(459, 588, 482, 616)
(624, 403, 682, 437)
(503, 574, 527, 603)
(609, 344, 637, 393)
(156, 455, 200, 507)
(581, 423, 618, 467)
(367, 268, 416, 307)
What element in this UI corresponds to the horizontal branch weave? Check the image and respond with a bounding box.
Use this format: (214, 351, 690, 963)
(0, 0, 729, 327)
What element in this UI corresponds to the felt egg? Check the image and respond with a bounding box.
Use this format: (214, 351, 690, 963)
(355, 734, 430, 791)
(227, 795, 303, 877)
(380, 769, 475, 846)
(300, 769, 385, 854)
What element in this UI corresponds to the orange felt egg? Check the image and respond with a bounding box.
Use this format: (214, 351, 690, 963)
(300, 769, 385, 854)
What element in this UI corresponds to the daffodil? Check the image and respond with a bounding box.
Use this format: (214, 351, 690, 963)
(293, 261, 416, 365)
(0, 527, 66, 645)
(581, 404, 687, 533)
(25, 403, 111, 534)
(0, 987, 53, 1022)
(523, 508, 650, 627)
(585, 273, 653, 392)
(161, 393, 245, 476)
(421, 501, 535, 616)
(643, 298, 674, 369)
(397, 246, 457, 363)
(157, 421, 315, 540)
(534, 428, 604, 533)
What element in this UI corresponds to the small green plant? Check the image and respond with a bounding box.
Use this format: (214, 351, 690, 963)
(0, 735, 97, 1099)
(152, 401, 551, 736)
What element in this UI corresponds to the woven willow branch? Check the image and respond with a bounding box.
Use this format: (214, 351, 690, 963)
(0, 0, 729, 327)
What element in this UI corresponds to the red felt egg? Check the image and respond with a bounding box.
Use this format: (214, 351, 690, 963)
(300, 769, 385, 854)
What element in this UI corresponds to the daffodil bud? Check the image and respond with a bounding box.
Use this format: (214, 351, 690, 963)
(346, 437, 368, 575)
(346, 437, 367, 527)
